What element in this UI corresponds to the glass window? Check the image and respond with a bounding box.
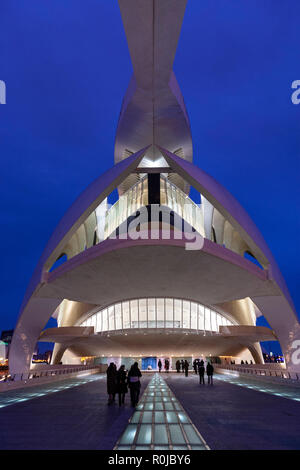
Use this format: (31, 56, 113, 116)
(122, 302, 130, 329)
(139, 299, 147, 328)
(182, 301, 190, 329)
(157, 298, 164, 328)
(108, 306, 115, 331)
(204, 307, 210, 331)
(165, 299, 173, 328)
(198, 305, 204, 330)
(130, 300, 138, 328)
(80, 298, 234, 333)
(148, 298, 156, 328)
(174, 299, 181, 328)
(191, 302, 197, 329)
(211, 310, 217, 332)
(115, 303, 122, 330)
(102, 308, 108, 331)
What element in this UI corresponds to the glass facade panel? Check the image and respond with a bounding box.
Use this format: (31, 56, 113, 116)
(122, 302, 130, 329)
(182, 300, 190, 329)
(174, 299, 181, 328)
(165, 298, 173, 328)
(139, 299, 147, 328)
(157, 298, 164, 327)
(148, 298, 156, 327)
(130, 300, 138, 328)
(80, 298, 235, 333)
(211, 310, 217, 332)
(115, 303, 122, 330)
(191, 302, 197, 330)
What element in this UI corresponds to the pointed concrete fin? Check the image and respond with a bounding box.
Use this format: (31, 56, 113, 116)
(21, 145, 151, 310)
(157, 145, 296, 313)
(157, 145, 271, 266)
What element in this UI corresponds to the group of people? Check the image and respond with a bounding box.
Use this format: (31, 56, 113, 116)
(194, 359, 214, 385)
(106, 362, 142, 407)
(157, 358, 170, 373)
(106, 357, 214, 406)
(175, 359, 190, 376)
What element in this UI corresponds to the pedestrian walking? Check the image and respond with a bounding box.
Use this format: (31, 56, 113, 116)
(117, 365, 128, 406)
(184, 360, 189, 377)
(128, 362, 142, 407)
(106, 362, 117, 405)
(165, 358, 170, 373)
(176, 360, 181, 373)
(206, 362, 214, 385)
(198, 359, 205, 385)
(158, 359, 162, 373)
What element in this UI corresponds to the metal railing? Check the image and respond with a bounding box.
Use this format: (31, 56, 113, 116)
(215, 364, 299, 381)
(1, 364, 101, 383)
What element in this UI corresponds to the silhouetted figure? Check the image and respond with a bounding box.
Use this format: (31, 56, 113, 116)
(241, 360, 244, 365)
(198, 360, 205, 385)
(193, 359, 198, 375)
(165, 359, 170, 373)
(206, 362, 214, 385)
(158, 359, 162, 373)
(106, 362, 117, 405)
(176, 360, 181, 373)
(181, 360, 185, 373)
(128, 362, 142, 407)
(117, 365, 128, 406)
(184, 360, 189, 377)
(245, 360, 248, 365)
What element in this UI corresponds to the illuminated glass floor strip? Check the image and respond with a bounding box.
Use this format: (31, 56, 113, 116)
(115, 373, 209, 450)
(0, 374, 104, 409)
(212, 373, 300, 402)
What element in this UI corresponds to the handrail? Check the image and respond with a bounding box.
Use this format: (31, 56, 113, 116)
(215, 364, 299, 381)
(0, 364, 101, 383)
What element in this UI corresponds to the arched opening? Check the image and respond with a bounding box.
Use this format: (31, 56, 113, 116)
(244, 250, 263, 270)
(49, 253, 68, 273)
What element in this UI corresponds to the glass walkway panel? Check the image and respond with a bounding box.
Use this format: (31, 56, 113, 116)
(115, 373, 209, 450)
(0, 374, 103, 409)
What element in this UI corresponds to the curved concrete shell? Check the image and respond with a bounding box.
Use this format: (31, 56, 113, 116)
(9, 0, 299, 376)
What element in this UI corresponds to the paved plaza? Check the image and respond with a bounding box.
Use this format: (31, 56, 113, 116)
(0, 371, 300, 450)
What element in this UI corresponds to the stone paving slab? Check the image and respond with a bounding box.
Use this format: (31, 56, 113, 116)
(0, 373, 150, 450)
(164, 373, 300, 450)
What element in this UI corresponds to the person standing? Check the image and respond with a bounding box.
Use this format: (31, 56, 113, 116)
(128, 362, 142, 406)
(184, 360, 189, 377)
(117, 365, 128, 406)
(193, 359, 198, 375)
(181, 359, 184, 373)
(176, 360, 181, 373)
(206, 362, 214, 385)
(106, 362, 117, 405)
(198, 360, 205, 385)
(158, 359, 162, 373)
(165, 358, 170, 373)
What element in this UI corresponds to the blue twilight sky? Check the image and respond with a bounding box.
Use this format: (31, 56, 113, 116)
(0, 1, 299, 351)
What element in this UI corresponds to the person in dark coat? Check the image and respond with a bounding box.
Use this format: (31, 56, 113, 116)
(180, 359, 185, 373)
(117, 365, 128, 406)
(206, 362, 214, 385)
(164, 359, 170, 373)
(176, 360, 181, 373)
(128, 362, 142, 407)
(106, 362, 117, 405)
(158, 359, 162, 373)
(193, 359, 198, 375)
(198, 360, 205, 385)
(184, 360, 189, 377)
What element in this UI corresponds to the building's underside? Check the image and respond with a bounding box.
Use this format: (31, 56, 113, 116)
(9, 0, 300, 375)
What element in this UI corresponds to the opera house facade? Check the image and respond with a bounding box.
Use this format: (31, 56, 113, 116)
(9, 0, 300, 375)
